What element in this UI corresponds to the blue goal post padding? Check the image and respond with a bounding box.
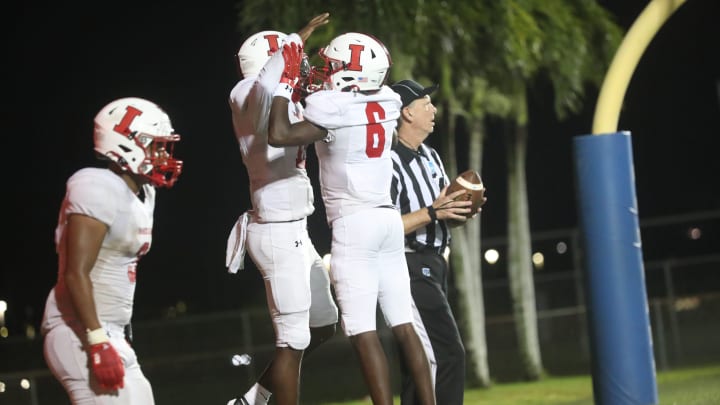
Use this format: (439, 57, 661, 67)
(573, 131, 659, 405)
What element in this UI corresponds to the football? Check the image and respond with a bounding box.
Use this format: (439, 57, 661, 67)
(446, 169, 486, 218)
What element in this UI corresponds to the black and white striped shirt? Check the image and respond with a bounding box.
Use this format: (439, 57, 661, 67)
(390, 141, 451, 251)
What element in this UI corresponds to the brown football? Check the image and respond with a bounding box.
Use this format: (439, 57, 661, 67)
(446, 169, 486, 218)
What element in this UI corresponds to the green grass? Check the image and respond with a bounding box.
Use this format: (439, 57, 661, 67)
(318, 364, 720, 405)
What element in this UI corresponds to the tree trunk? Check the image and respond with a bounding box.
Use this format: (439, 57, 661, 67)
(452, 117, 491, 387)
(504, 118, 544, 380)
(441, 102, 491, 387)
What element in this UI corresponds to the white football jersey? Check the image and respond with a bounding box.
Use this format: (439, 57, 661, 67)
(229, 33, 314, 223)
(303, 86, 402, 223)
(42, 168, 155, 331)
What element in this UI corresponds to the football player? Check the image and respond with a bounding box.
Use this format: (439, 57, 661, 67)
(41, 97, 183, 404)
(224, 12, 338, 405)
(267, 33, 436, 405)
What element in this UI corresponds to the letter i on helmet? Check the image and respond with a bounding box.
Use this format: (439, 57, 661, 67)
(237, 30, 287, 77)
(237, 30, 313, 101)
(93, 97, 183, 188)
(315, 32, 392, 92)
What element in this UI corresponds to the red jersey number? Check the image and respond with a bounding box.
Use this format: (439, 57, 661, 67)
(365, 102, 386, 158)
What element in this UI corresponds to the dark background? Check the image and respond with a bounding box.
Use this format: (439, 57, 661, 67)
(4, 1, 719, 333)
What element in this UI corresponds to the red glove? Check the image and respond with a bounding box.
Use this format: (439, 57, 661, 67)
(291, 86, 303, 104)
(280, 42, 303, 86)
(87, 329, 125, 390)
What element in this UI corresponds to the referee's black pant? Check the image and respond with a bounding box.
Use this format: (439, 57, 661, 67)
(399, 251, 465, 405)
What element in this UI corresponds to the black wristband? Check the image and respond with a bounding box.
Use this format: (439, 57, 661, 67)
(427, 205, 437, 222)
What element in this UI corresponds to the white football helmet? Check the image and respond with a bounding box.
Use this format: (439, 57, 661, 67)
(93, 97, 183, 188)
(237, 30, 287, 77)
(315, 32, 392, 92)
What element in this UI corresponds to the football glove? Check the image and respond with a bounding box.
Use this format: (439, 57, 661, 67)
(280, 42, 303, 86)
(87, 328, 125, 390)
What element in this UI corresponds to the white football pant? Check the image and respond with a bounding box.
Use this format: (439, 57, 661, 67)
(44, 322, 154, 405)
(246, 218, 338, 349)
(329, 207, 414, 336)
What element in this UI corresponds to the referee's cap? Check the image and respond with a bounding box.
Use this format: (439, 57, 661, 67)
(391, 80, 439, 108)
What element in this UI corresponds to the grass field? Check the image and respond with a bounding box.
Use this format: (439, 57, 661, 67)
(319, 364, 720, 405)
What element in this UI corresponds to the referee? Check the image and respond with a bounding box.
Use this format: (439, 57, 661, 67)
(389, 79, 483, 405)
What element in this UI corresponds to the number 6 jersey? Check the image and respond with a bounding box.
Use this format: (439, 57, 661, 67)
(303, 87, 401, 224)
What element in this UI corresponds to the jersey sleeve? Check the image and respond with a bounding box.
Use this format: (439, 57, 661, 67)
(304, 87, 401, 129)
(65, 170, 119, 227)
(256, 33, 303, 95)
(303, 92, 345, 129)
(251, 34, 303, 138)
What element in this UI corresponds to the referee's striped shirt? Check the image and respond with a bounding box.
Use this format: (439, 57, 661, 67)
(390, 141, 451, 252)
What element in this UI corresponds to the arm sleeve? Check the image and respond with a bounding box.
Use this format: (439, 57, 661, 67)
(65, 172, 118, 226)
(253, 33, 303, 138)
(303, 92, 343, 128)
(256, 33, 303, 95)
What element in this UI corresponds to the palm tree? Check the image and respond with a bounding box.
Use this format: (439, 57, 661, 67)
(474, 0, 623, 380)
(400, 2, 498, 387)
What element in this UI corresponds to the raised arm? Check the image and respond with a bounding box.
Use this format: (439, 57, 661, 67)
(298, 12, 330, 43)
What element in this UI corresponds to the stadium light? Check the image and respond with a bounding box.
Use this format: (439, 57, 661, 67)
(484, 249, 499, 265)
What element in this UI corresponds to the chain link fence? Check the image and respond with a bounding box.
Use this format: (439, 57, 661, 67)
(2, 212, 718, 404)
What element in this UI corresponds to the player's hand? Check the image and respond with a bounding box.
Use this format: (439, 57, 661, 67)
(89, 341, 125, 390)
(280, 42, 303, 86)
(298, 12, 330, 43)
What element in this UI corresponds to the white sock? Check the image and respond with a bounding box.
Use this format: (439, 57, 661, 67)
(244, 383, 272, 405)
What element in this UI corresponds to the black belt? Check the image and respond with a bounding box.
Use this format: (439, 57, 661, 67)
(407, 240, 445, 255)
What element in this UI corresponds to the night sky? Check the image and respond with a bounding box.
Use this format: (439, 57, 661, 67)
(5, 1, 719, 332)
